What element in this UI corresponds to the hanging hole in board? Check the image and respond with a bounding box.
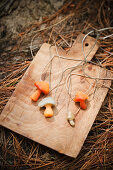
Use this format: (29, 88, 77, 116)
(85, 43, 89, 47)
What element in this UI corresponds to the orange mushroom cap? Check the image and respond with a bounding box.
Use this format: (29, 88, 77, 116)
(34, 81, 49, 94)
(74, 91, 88, 102)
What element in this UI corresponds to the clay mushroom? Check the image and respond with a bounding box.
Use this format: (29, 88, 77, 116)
(74, 91, 88, 110)
(67, 111, 75, 127)
(38, 97, 55, 118)
(30, 81, 49, 101)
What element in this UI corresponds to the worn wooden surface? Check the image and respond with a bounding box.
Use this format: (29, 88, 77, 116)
(0, 34, 111, 158)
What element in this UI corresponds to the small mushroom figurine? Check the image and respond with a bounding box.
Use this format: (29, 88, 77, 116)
(74, 91, 88, 110)
(67, 111, 75, 127)
(30, 81, 49, 101)
(38, 97, 55, 118)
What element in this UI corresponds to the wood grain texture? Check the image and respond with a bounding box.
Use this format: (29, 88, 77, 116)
(0, 34, 112, 158)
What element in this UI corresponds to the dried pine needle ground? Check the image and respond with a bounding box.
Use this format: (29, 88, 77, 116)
(0, 0, 113, 169)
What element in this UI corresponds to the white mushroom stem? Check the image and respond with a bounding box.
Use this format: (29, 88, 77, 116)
(67, 111, 75, 127)
(44, 104, 54, 118)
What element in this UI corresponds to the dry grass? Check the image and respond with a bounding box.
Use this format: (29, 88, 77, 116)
(0, 0, 113, 169)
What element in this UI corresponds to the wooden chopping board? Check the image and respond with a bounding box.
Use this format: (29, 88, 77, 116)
(0, 34, 112, 158)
